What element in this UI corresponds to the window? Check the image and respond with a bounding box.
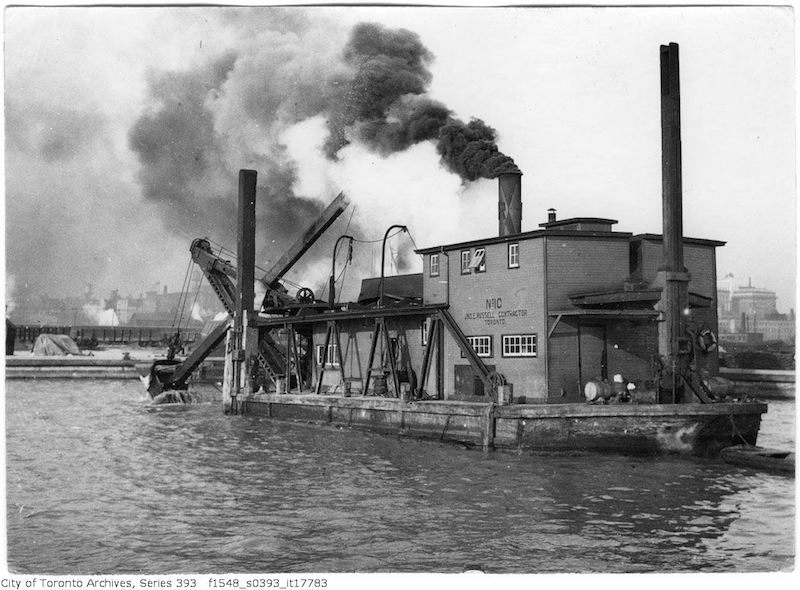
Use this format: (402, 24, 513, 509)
(461, 335, 492, 358)
(421, 318, 430, 346)
(430, 254, 440, 277)
(508, 243, 519, 268)
(502, 334, 537, 357)
(316, 343, 340, 367)
(461, 250, 471, 274)
(469, 248, 486, 273)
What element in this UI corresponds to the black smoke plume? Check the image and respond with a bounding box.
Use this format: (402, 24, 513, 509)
(437, 118, 521, 180)
(325, 21, 518, 180)
(127, 17, 516, 293)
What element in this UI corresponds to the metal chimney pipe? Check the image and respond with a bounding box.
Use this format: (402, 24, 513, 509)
(498, 172, 523, 236)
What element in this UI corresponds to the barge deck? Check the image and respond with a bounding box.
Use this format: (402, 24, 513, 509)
(240, 392, 767, 456)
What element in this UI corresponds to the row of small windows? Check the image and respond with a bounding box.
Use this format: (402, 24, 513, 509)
(460, 334, 538, 358)
(319, 333, 537, 365)
(429, 243, 520, 277)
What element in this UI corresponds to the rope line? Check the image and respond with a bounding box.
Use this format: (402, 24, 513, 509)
(171, 257, 194, 329)
(186, 272, 206, 330)
(175, 264, 196, 331)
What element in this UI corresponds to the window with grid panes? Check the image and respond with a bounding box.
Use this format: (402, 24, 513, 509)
(508, 242, 519, 268)
(461, 250, 471, 274)
(430, 254, 440, 277)
(460, 335, 492, 358)
(502, 334, 537, 357)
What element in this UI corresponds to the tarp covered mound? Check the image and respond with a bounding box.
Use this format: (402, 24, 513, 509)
(32, 334, 82, 356)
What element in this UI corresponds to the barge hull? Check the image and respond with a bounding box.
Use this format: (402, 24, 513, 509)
(240, 394, 766, 456)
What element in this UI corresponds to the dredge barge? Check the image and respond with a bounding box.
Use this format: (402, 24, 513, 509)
(148, 43, 766, 456)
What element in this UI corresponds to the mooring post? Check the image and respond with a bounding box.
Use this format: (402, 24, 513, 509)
(223, 169, 257, 415)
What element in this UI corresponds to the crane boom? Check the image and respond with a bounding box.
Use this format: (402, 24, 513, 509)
(260, 192, 349, 287)
(147, 191, 350, 399)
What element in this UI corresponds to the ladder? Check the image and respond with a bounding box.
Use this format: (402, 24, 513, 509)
(256, 331, 288, 386)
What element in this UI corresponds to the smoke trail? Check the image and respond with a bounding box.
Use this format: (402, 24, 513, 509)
(128, 14, 349, 268)
(5, 10, 522, 314)
(437, 118, 521, 180)
(127, 15, 518, 300)
(129, 53, 237, 233)
(324, 22, 435, 156)
(324, 21, 518, 179)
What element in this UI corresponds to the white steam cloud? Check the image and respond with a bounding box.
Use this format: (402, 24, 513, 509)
(82, 303, 120, 326)
(5, 7, 514, 312)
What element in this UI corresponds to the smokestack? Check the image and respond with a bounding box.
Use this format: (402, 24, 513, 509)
(661, 43, 684, 281)
(659, 42, 692, 399)
(547, 208, 556, 223)
(498, 171, 523, 236)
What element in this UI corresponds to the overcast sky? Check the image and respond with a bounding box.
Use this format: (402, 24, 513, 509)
(3, 4, 795, 312)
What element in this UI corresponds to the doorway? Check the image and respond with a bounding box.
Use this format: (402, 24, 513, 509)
(579, 323, 607, 388)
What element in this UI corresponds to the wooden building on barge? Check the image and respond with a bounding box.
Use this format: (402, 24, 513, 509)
(289, 170, 724, 408)
(148, 43, 767, 455)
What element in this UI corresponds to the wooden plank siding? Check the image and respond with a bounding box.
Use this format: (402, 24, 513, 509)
(606, 319, 659, 384)
(417, 229, 723, 403)
(635, 237, 721, 374)
(422, 250, 449, 305)
(545, 235, 631, 309)
(545, 235, 645, 401)
(439, 238, 548, 401)
(312, 316, 427, 395)
(547, 318, 581, 401)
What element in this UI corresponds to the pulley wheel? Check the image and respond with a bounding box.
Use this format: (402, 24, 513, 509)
(296, 287, 315, 304)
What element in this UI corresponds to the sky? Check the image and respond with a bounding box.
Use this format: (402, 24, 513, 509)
(3, 3, 796, 312)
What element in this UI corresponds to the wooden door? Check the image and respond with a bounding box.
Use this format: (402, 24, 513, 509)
(579, 324, 607, 389)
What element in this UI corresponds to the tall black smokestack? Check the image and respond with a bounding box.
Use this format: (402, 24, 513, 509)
(659, 42, 691, 400)
(498, 171, 522, 236)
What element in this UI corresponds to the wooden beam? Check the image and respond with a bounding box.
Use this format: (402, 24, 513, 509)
(224, 169, 257, 414)
(547, 314, 563, 339)
(437, 309, 496, 401)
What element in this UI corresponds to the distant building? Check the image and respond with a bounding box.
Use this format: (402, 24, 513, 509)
(9, 283, 225, 329)
(716, 274, 795, 344)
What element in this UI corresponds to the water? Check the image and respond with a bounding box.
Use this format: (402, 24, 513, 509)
(4, 380, 795, 574)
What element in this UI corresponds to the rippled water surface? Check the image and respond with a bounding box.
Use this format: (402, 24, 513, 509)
(4, 380, 795, 574)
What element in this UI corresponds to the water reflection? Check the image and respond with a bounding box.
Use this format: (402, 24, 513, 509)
(5, 381, 794, 574)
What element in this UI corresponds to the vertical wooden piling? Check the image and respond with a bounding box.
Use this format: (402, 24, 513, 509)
(482, 403, 495, 452)
(659, 43, 691, 400)
(224, 169, 257, 414)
